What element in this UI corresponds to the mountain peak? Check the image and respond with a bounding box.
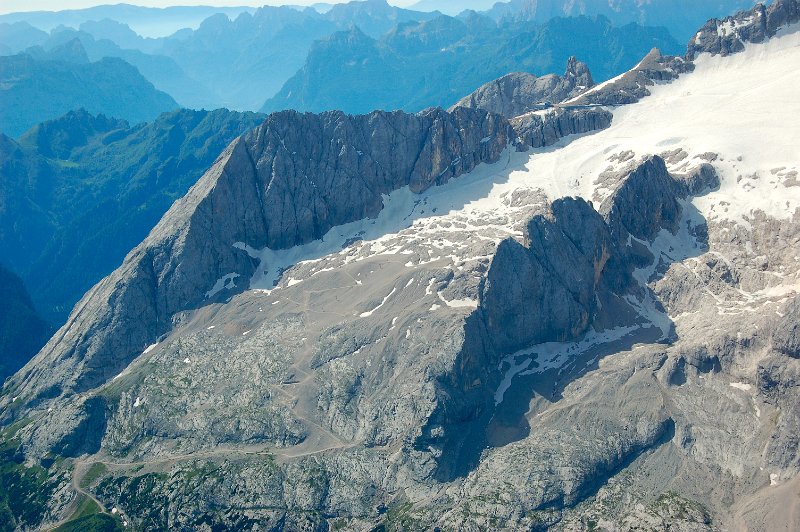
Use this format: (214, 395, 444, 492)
(565, 55, 593, 87)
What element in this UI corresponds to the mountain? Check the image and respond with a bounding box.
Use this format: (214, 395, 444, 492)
(2, 0, 800, 530)
(409, 0, 498, 15)
(77, 19, 161, 53)
(486, 0, 760, 42)
(261, 13, 680, 114)
(155, 0, 439, 111)
(0, 42, 179, 137)
(450, 56, 594, 117)
(0, 4, 258, 38)
(0, 21, 48, 54)
(37, 26, 217, 109)
(3, 1, 442, 111)
(0, 108, 265, 326)
(0, 265, 50, 384)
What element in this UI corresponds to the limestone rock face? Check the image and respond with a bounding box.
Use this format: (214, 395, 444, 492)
(686, 0, 800, 60)
(450, 57, 594, 118)
(3, 106, 510, 406)
(570, 48, 695, 106)
(772, 297, 800, 358)
(511, 107, 612, 149)
(599, 155, 685, 243)
(480, 197, 629, 354)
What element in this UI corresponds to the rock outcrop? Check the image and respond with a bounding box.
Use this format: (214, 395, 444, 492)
(686, 0, 800, 60)
(450, 57, 594, 117)
(569, 48, 694, 106)
(511, 107, 613, 149)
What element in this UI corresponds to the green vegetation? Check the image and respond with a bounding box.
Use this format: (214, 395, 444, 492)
(0, 436, 56, 532)
(384, 501, 429, 532)
(72, 493, 102, 520)
(652, 491, 712, 524)
(53, 513, 123, 532)
(80, 463, 108, 489)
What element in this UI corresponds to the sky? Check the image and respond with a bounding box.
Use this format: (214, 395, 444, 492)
(0, 0, 421, 16)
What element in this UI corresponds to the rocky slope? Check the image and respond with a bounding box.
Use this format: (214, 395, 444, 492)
(1, 2, 799, 531)
(3, 107, 509, 405)
(0, 108, 264, 325)
(449, 56, 593, 117)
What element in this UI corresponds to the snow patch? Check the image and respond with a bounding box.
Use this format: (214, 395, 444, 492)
(205, 273, 240, 298)
(142, 343, 159, 355)
(360, 287, 397, 317)
(494, 325, 641, 405)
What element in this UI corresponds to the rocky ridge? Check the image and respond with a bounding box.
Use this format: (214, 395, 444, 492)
(449, 56, 594, 118)
(1, 2, 799, 530)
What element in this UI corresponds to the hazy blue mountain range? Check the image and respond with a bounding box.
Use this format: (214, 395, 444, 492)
(1, 1, 442, 111)
(0, 264, 50, 384)
(262, 13, 681, 114)
(2, 0, 750, 113)
(409, 0, 499, 15)
(0, 21, 49, 55)
(486, 0, 759, 42)
(31, 27, 218, 109)
(0, 41, 179, 137)
(0, 3, 258, 38)
(155, 0, 440, 110)
(0, 108, 264, 324)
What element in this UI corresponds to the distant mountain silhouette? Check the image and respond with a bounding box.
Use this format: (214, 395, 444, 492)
(0, 41, 179, 136)
(262, 13, 681, 114)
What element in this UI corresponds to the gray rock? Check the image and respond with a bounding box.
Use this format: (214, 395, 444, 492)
(480, 196, 631, 355)
(450, 56, 594, 117)
(570, 48, 695, 106)
(2, 106, 509, 409)
(599, 155, 685, 244)
(511, 107, 612, 150)
(772, 296, 800, 358)
(686, 0, 800, 60)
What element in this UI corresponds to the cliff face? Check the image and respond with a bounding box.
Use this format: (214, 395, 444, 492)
(4, 106, 510, 403)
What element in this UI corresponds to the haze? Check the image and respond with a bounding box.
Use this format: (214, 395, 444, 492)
(0, 0, 423, 16)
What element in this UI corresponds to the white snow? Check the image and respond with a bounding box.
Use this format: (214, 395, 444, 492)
(142, 343, 158, 355)
(520, 28, 800, 225)
(494, 357, 532, 404)
(359, 287, 397, 317)
(437, 291, 478, 309)
(730, 382, 753, 392)
(205, 273, 240, 298)
(229, 29, 800, 365)
(494, 325, 641, 405)
(770, 472, 780, 486)
(133, 397, 142, 408)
